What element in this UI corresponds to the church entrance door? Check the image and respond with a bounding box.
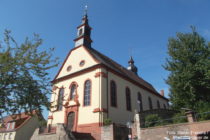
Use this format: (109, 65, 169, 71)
(67, 112, 75, 131)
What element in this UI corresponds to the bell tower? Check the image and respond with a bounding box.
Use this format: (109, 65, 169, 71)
(74, 6, 92, 48)
(127, 56, 138, 75)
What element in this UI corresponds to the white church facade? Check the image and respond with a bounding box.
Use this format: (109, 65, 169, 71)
(47, 11, 169, 140)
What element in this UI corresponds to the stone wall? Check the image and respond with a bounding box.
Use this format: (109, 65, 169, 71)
(132, 111, 210, 140)
(140, 120, 210, 140)
(101, 124, 114, 140)
(101, 124, 129, 140)
(31, 123, 75, 140)
(139, 109, 176, 127)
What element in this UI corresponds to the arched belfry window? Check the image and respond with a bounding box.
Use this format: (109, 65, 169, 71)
(84, 80, 91, 106)
(157, 100, 160, 109)
(137, 92, 143, 112)
(57, 88, 64, 111)
(148, 97, 153, 110)
(126, 87, 132, 111)
(70, 84, 76, 100)
(110, 81, 117, 107)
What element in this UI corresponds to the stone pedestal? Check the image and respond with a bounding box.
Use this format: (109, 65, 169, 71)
(185, 111, 196, 123)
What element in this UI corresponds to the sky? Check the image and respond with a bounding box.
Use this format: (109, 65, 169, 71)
(0, 0, 210, 119)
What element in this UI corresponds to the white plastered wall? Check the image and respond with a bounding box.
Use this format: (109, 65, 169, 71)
(56, 46, 98, 79)
(48, 69, 102, 125)
(48, 46, 102, 125)
(102, 70, 168, 125)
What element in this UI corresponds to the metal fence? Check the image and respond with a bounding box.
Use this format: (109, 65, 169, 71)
(144, 111, 210, 128)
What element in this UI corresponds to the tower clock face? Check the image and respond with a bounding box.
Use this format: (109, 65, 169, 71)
(75, 38, 84, 47)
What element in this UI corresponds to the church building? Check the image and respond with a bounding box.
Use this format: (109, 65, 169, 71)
(47, 10, 169, 140)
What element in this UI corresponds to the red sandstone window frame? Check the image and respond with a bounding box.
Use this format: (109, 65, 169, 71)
(110, 80, 117, 107)
(66, 65, 72, 72)
(79, 60, 85, 67)
(83, 79, 91, 106)
(69, 82, 78, 100)
(125, 87, 132, 111)
(57, 88, 64, 111)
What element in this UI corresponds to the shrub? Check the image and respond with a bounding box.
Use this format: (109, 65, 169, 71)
(145, 114, 162, 127)
(196, 102, 210, 121)
(172, 111, 187, 124)
(104, 118, 112, 126)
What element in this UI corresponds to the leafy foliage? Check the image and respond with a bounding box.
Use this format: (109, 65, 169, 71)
(103, 118, 112, 126)
(172, 111, 187, 124)
(164, 27, 210, 110)
(0, 30, 58, 118)
(196, 101, 210, 121)
(145, 114, 162, 127)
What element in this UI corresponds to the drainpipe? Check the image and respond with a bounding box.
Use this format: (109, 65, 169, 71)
(106, 69, 109, 118)
(99, 69, 101, 126)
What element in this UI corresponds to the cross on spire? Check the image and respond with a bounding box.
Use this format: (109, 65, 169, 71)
(74, 6, 92, 48)
(84, 5, 88, 16)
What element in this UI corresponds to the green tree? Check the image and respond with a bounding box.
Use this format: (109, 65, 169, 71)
(164, 27, 210, 111)
(0, 30, 58, 118)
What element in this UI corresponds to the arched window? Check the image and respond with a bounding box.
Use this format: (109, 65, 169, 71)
(57, 88, 64, 111)
(84, 80, 91, 106)
(110, 81, 117, 107)
(163, 104, 166, 109)
(126, 88, 132, 111)
(148, 97, 153, 110)
(157, 100, 160, 109)
(137, 92, 143, 112)
(70, 84, 76, 100)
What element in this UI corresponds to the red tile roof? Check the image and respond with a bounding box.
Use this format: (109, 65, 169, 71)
(53, 46, 168, 101)
(0, 112, 34, 132)
(87, 47, 168, 101)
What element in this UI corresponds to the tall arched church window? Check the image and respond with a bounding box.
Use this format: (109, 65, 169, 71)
(57, 88, 64, 111)
(70, 84, 76, 100)
(137, 92, 143, 112)
(110, 81, 117, 107)
(84, 80, 91, 106)
(148, 97, 153, 110)
(126, 88, 132, 111)
(163, 104, 166, 109)
(157, 100, 160, 109)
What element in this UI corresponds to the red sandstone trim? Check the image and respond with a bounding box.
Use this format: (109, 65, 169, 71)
(48, 116, 53, 120)
(95, 72, 108, 78)
(69, 81, 79, 101)
(52, 86, 58, 91)
(79, 60, 85, 67)
(64, 105, 79, 131)
(83, 78, 92, 107)
(52, 63, 168, 101)
(77, 122, 101, 140)
(52, 46, 99, 81)
(93, 108, 108, 113)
